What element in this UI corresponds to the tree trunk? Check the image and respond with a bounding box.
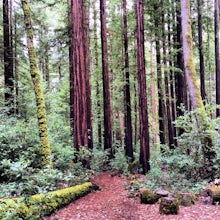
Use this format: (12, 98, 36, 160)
(21, 0, 52, 168)
(162, 5, 175, 149)
(198, 0, 206, 102)
(175, 4, 188, 118)
(68, 0, 74, 135)
(100, 0, 113, 156)
(72, 0, 92, 156)
(150, 43, 159, 149)
(136, 0, 150, 173)
(181, 0, 204, 110)
(154, 3, 166, 146)
(169, 0, 177, 146)
(134, 81, 138, 148)
(83, 0, 93, 149)
(14, 11, 19, 115)
(45, 42, 50, 89)
(123, 0, 133, 161)
(215, 0, 220, 117)
(93, 2, 102, 147)
(3, 0, 14, 113)
(181, 0, 216, 179)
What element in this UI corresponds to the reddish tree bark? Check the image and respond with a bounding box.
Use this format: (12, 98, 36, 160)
(100, 0, 113, 156)
(72, 0, 92, 153)
(123, 0, 133, 161)
(136, 0, 150, 173)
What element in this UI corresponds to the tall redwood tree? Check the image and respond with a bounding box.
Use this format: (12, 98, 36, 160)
(136, 0, 150, 173)
(100, 0, 113, 156)
(71, 0, 93, 153)
(198, 0, 206, 102)
(154, 3, 166, 145)
(175, 3, 188, 119)
(83, 0, 93, 149)
(3, 0, 14, 112)
(123, 0, 133, 161)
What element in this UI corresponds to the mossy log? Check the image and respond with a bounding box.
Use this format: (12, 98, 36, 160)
(159, 197, 179, 215)
(204, 186, 220, 205)
(140, 189, 160, 204)
(175, 192, 195, 206)
(0, 182, 92, 219)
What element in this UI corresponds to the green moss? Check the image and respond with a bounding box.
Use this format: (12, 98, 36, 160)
(140, 189, 160, 204)
(21, 0, 52, 169)
(0, 182, 92, 219)
(159, 197, 179, 215)
(186, 56, 204, 110)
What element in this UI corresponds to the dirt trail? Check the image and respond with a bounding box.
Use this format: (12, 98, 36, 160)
(44, 172, 220, 220)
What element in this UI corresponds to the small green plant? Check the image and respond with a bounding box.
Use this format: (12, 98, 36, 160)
(110, 147, 129, 174)
(90, 146, 109, 173)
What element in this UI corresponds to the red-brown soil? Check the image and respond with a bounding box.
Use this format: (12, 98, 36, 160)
(43, 172, 220, 220)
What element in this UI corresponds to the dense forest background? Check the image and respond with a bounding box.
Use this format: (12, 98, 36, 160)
(1, 0, 220, 208)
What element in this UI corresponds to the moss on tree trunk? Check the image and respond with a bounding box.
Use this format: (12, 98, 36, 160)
(181, 0, 216, 179)
(21, 0, 52, 168)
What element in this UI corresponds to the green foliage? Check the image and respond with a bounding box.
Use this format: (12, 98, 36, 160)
(90, 146, 109, 173)
(0, 163, 91, 199)
(110, 146, 129, 174)
(0, 115, 41, 181)
(144, 147, 206, 193)
(143, 108, 220, 193)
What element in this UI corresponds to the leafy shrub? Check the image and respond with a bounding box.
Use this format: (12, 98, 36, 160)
(0, 116, 41, 181)
(110, 147, 129, 174)
(90, 146, 109, 173)
(52, 145, 74, 171)
(143, 147, 207, 193)
(143, 107, 220, 193)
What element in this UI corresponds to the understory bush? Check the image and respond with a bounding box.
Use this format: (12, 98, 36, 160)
(90, 146, 109, 173)
(0, 116, 41, 182)
(0, 162, 91, 199)
(143, 108, 220, 193)
(110, 145, 129, 174)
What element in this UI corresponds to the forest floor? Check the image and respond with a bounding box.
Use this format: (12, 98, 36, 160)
(43, 171, 220, 220)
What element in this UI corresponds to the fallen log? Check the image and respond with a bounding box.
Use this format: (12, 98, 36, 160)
(159, 197, 179, 215)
